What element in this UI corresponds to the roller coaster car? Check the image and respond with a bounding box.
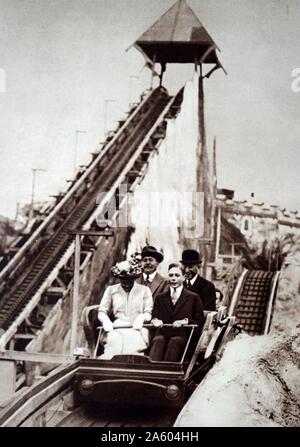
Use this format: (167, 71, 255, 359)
(73, 307, 235, 409)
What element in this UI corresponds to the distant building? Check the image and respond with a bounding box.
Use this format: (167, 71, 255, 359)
(214, 189, 300, 268)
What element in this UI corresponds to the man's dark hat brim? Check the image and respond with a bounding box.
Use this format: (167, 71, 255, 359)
(180, 259, 202, 265)
(180, 249, 202, 265)
(141, 247, 164, 263)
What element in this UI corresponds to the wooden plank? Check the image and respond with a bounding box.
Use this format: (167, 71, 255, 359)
(20, 387, 72, 427)
(0, 362, 78, 427)
(0, 360, 16, 406)
(57, 406, 94, 427)
(56, 406, 85, 427)
(0, 351, 73, 363)
(46, 287, 65, 294)
(70, 235, 80, 355)
(45, 409, 71, 428)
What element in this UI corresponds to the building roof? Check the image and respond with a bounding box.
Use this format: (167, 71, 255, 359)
(134, 0, 220, 65)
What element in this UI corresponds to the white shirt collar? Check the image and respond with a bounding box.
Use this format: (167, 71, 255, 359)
(170, 285, 183, 297)
(190, 274, 198, 285)
(143, 271, 157, 282)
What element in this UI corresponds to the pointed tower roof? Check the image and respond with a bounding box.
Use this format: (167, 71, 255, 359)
(134, 0, 220, 65)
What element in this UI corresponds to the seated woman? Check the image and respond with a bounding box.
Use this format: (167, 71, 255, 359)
(149, 263, 205, 362)
(98, 260, 153, 359)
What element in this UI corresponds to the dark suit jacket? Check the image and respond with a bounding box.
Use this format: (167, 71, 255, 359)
(152, 287, 205, 336)
(187, 275, 216, 311)
(136, 272, 168, 300)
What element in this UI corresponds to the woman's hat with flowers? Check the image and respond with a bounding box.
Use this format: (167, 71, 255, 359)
(111, 260, 142, 279)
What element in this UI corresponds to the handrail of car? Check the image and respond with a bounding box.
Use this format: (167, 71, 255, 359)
(97, 324, 199, 329)
(145, 324, 198, 329)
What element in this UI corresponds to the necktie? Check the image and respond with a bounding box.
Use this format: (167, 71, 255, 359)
(185, 279, 191, 289)
(171, 287, 178, 305)
(145, 273, 150, 286)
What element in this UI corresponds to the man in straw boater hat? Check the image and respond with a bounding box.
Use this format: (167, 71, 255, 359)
(97, 260, 153, 359)
(180, 249, 216, 311)
(136, 245, 168, 300)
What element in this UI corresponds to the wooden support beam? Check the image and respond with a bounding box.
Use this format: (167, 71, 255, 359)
(67, 230, 114, 237)
(70, 234, 80, 355)
(80, 250, 93, 256)
(81, 244, 95, 252)
(90, 152, 99, 159)
(152, 130, 166, 139)
(215, 206, 221, 263)
(0, 363, 78, 427)
(0, 351, 74, 363)
(12, 334, 35, 340)
(49, 194, 64, 199)
(55, 277, 68, 289)
(61, 268, 74, 274)
(0, 360, 16, 406)
(15, 374, 26, 390)
(8, 248, 19, 254)
(128, 170, 142, 177)
(45, 287, 66, 296)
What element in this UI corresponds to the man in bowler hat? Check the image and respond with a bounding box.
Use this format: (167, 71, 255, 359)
(180, 249, 216, 311)
(136, 246, 168, 300)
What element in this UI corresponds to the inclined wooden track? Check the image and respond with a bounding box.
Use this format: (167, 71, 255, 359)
(229, 270, 280, 335)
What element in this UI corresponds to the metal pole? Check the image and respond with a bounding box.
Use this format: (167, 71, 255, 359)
(197, 63, 208, 274)
(128, 76, 139, 107)
(30, 169, 36, 213)
(67, 228, 114, 355)
(215, 206, 221, 263)
(30, 168, 46, 221)
(150, 55, 156, 90)
(15, 202, 19, 221)
(70, 234, 81, 355)
(104, 99, 116, 137)
(74, 130, 87, 175)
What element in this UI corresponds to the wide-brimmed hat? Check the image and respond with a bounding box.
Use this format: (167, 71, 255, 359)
(111, 260, 142, 279)
(180, 249, 202, 265)
(141, 246, 164, 263)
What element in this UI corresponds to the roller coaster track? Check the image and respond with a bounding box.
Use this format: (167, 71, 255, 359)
(0, 361, 178, 427)
(0, 86, 184, 344)
(55, 405, 178, 427)
(228, 269, 280, 335)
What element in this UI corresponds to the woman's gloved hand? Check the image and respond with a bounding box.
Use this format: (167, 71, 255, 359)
(98, 312, 114, 332)
(133, 314, 145, 330)
(103, 319, 114, 332)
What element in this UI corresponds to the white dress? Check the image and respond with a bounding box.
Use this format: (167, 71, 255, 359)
(98, 282, 153, 359)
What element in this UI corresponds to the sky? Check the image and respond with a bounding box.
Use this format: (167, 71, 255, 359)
(0, 0, 299, 219)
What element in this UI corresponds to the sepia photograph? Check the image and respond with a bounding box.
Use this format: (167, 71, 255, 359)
(0, 0, 299, 430)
